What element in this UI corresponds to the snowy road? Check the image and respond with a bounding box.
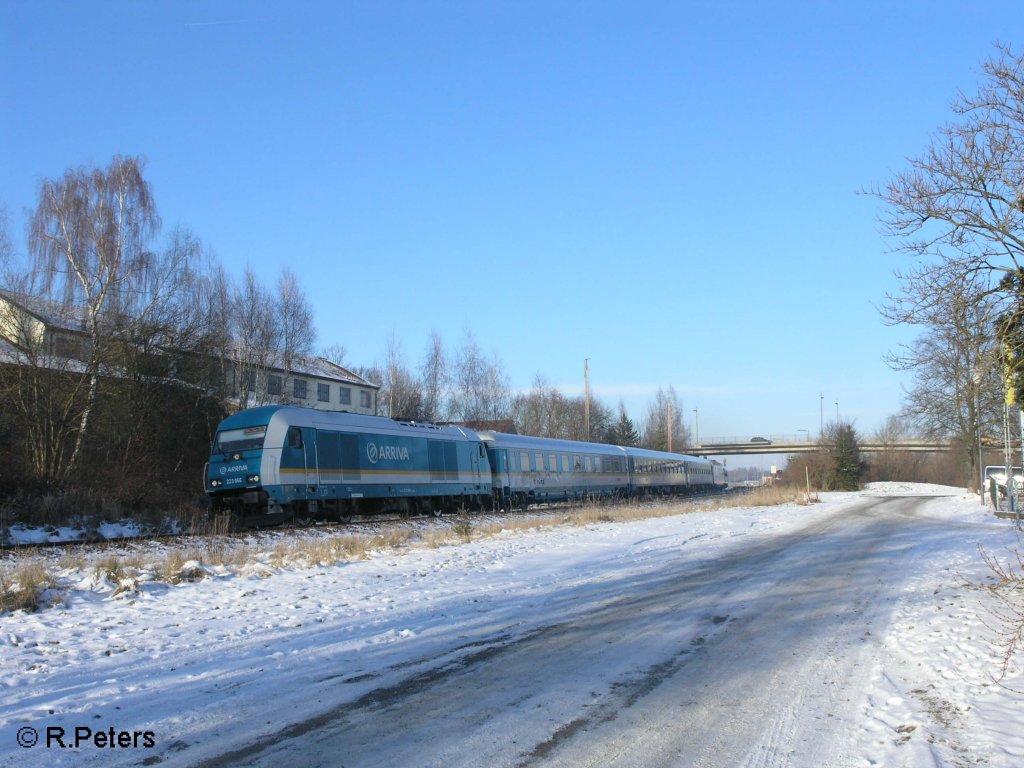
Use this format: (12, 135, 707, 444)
(197, 496, 952, 768)
(5, 490, 1019, 768)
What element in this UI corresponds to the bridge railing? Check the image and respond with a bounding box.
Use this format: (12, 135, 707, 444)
(697, 434, 816, 446)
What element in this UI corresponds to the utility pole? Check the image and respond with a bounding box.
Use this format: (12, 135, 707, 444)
(584, 358, 591, 441)
(819, 392, 823, 439)
(693, 407, 699, 447)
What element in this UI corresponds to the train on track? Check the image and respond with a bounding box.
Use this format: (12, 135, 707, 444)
(205, 406, 727, 524)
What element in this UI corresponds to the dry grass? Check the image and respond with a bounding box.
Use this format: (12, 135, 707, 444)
(3, 486, 800, 613)
(0, 561, 55, 613)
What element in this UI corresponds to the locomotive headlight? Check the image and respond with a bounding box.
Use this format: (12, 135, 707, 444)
(210, 479, 222, 488)
(247, 474, 260, 484)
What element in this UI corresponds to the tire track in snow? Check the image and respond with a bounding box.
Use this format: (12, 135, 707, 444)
(194, 496, 954, 768)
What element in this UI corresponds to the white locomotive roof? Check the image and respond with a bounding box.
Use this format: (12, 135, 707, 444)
(478, 431, 627, 455)
(257, 406, 482, 442)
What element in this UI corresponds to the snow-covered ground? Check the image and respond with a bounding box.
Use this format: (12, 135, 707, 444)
(1, 485, 1021, 767)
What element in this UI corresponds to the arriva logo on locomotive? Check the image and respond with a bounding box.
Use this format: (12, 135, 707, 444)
(366, 442, 410, 464)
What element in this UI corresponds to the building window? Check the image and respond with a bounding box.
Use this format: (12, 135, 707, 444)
(339, 387, 352, 405)
(268, 374, 282, 396)
(293, 379, 308, 399)
(317, 383, 330, 402)
(360, 390, 371, 408)
(54, 334, 83, 359)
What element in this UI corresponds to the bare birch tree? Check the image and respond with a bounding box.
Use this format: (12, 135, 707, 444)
(27, 156, 160, 479)
(378, 334, 424, 419)
(512, 374, 572, 438)
(419, 330, 448, 422)
(0, 203, 14, 283)
(277, 267, 316, 373)
(321, 343, 349, 366)
(450, 331, 511, 422)
(230, 266, 279, 409)
(640, 386, 689, 451)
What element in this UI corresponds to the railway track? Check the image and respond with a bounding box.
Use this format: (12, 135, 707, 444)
(1, 488, 739, 562)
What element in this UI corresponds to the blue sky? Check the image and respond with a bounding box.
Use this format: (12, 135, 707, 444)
(2, 1, 1021, 452)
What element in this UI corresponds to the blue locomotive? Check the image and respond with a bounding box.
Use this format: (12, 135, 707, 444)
(206, 406, 727, 522)
(206, 406, 491, 521)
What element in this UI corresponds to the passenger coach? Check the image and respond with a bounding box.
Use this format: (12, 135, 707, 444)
(479, 431, 630, 508)
(624, 446, 719, 495)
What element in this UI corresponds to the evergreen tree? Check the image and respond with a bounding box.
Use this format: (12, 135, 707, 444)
(609, 404, 640, 447)
(831, 422, 862, 491)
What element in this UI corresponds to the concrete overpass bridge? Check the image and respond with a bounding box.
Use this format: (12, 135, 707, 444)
(688, 436, 955, 457)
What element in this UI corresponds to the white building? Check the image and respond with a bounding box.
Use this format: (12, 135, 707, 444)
(0, 289, 379, 415)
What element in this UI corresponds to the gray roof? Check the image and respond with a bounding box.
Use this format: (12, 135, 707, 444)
(0, 290, 378, 390)
(0, 289, 89, 333)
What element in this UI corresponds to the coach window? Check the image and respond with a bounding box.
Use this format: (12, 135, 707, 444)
(521, 451, 530, 471)
(293, 379, 308, 399)
(574, 455, 582, 471)
(561, 455, 569, 472)
(535, 452, 543, 472)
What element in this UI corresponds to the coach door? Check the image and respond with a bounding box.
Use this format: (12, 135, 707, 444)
(283, 427, 316, 494)
(471, 442, 486, 486)
(286, 426, 319, 492)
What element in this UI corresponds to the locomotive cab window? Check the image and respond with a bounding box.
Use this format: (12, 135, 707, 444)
(287, 427, 304, 449)
(215, 425, 267, 453)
